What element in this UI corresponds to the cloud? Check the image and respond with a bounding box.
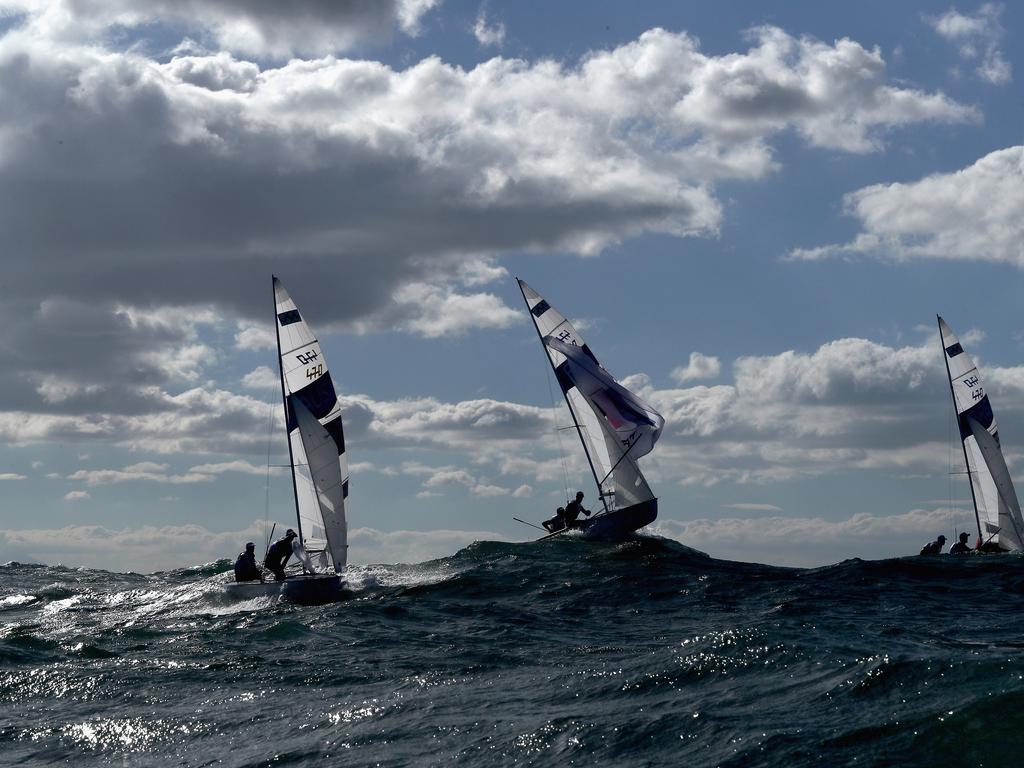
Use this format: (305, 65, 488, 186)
(656, 506, 973, 566)
(0, 521, 504, 571)
(0, 23, 973, 341)
(411, 462, 513, 497)
(241, 366, 279, 391)
(927, 3, 1012, 84)
(722, 503, 783, 512)
(5, 0, 440, 58)
(63, 490, 90, 501)
(671, 352, 721, 383)
(0, 472, 27, 480)
(633, 329, 1014, 487)
(473, 9, 505, 48)
(790, 146, 1024, 266)
(66, 461, 214, 486)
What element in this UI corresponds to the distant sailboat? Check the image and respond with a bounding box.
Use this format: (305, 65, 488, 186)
(229, 277, 350, 603)
(939, 315, 1024, 553)
(518, 278, 665, 540)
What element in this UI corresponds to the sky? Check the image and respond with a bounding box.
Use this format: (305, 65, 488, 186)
(0, 0, 1022, 571)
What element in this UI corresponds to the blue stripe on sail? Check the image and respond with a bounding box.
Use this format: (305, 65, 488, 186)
(959, 396, 994, 440)
(554, 361, 575, 396)
(286, 372, 338, 429)
(945, 342, 963, 357)
(342, 480, 349, 499)
(278, 309, 302, 326)
(323, 414, 345, 455)
(580, 343, 600, 367)
(530, 300, 550, 317)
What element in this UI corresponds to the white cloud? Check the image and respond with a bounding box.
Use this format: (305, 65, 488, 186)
(512, 484, 533, 498)
(671, 352, 721, 383)
(63, 490, 90, 501)
(0, 472, 27, 480)
(722, 503, 783, 512)
(235, 322, 275, 351)
(241, 366, 279, 391)
(473, 9, 505, 48)
(791, 146, 1024, 266)
(187, 460, 281, 476)
(66, 462, 214, 486)
(4, 0, 440, 58)
(0, 520, 503, 571)
(927, 3, 1012, 84)
(0, 23, 974, 352)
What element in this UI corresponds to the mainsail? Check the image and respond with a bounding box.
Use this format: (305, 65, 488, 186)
(517, 278, 664, 512)
(274, 276, 349, 572)
(939, 315, 1024, 552)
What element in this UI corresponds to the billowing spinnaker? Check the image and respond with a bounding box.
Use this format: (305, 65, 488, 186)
(939, 316, 1024, 551)
(519, 278, 663, 510)
(275, 277, 349, 571)
(545, 336, 664, 460)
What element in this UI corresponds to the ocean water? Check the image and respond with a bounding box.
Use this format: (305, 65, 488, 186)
(2, 536, 1023, 767)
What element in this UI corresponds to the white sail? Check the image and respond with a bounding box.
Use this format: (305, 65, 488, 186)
(939, 316, 1024, 552)
(518, 278, 664, 511)
(275, 277, 349, 572)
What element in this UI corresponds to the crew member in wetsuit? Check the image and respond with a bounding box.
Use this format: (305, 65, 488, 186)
(264, 529, 298, 581)
(562, 491, 592, 529)
(949, 531, 972, 555)
(919, 534, 946, 556)
(542, 507, 567, 533)
(234, 542, 265, 582)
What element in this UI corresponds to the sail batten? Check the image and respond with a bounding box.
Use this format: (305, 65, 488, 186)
(518, 278, 663, 513)
(274, 277, 349, 572)
(939, 315, 1024, 552)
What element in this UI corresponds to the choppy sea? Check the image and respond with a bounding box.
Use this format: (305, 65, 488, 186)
(2, 536, 1023, 767)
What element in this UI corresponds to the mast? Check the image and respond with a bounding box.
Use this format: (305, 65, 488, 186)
(517, 279, 609, 513)
(939, 314, 982, 543)
(274, 275, 304, 542)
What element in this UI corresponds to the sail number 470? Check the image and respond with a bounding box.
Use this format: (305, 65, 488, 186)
(305, 364, 323, 380)
(963, 376, 984, 401)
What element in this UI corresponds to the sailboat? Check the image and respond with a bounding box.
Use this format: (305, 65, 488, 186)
(228, 277, 350, 603)
(518, 278, 665, 540)
(939, 315, 1024, 553)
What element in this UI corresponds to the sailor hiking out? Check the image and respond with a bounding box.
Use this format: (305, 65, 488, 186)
(542, 491, 592, 533)
(919, 535, 946, 556)
(949, 532, 972, 555)
(265, 529, 299, 581)
(234, 542, 265, 583)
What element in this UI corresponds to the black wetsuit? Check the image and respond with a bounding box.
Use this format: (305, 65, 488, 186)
(919, 539, 945, 555)
(264, 538, 294, 581)
(949, 540, 972, 555)
(563, 499, 590, 528)
(234, 551, 263, 582)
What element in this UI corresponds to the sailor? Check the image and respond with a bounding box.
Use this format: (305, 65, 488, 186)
(919, 534, 946, 556)
(264, 529, 298, 581)
(949, 532, 972, 555)
(562, 491, 592, 529)
(234, 542, 264, 583)
(542, 507, 567, 533)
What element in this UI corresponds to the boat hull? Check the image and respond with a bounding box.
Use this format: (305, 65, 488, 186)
(280, 573, 345, 605)
(539, 498, 658, 542)
(579, 498, 658, 540)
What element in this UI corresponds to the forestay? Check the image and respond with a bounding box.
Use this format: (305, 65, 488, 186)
(939, 316, 1024, 552)
(518, 279, 664, 512)
(274, 277, 349, 572)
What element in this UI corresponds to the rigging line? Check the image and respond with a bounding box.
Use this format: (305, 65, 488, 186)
(264, 400, 275, 541)
(543, 355, 573, 507)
